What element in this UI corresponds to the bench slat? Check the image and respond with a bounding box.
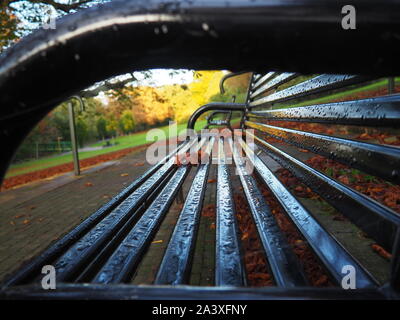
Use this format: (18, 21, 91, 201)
(155, 138, 215, 285)
(230, 138, 308, 287)
(93, 165, 191, 284)
(246, 121, 400, 184)
(215, 138, 246, 286)
(240, 140, 377, 288)
(248, 95, 400, 127)
(250, 72, 297, 99)
(53, 140, 198, 282)
(251, 72, 277, 92)
(249, 132, 400, 251)
(249, 74, 367, 106)
(1, 142, 189, 287)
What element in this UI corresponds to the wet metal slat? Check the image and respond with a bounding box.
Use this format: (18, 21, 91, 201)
(249, 132, 400, 251)
(251, 72, 277, 92)
(240, 140, 377, 288)
(250, 72, 297, 99)
(1, 141, 188, 287)
(215, 138, 246, 286)
(155, 138, 215, 285)
(249, 74, 366, 106)
(52, 140, 199, 282)
(248, 95, 400, 127)
(246, 121, 400, 184)
(229, 138, 308, 287)
(93, 165, 190, 284)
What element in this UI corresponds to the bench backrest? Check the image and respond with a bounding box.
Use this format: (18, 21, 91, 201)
(237, 72, 400, 291)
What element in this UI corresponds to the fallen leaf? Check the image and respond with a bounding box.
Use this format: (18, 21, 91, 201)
(14, 214, 25, 219)
(314, 275, 329, 286)
(152, 240, 163, 244)
(120, 173, 129, 177)
(241, 232, 249, 241)
(207, 179, 216, 183)
(85, 182, 93, 187)
(134, 162, 145, 167)
(29, 205, 36, 210)
(23, 219, 30, 225)
(10, 221, 15, 226)
(210, 222, 215, 230)
(371, 244, 392, 260)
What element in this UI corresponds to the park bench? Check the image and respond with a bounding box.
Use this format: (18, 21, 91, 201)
(1, 0, 400, 300)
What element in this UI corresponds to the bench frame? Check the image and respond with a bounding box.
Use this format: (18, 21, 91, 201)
(1, 0, 400, 300)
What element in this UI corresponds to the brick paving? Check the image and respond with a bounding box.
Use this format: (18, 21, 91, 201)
(0, 146, 150, 282)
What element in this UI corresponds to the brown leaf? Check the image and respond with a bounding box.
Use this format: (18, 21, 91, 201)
(371, 244, 392, 260)
(120, 173, 129, 177)
(85, 182, 93, 187)
(134, 162, 145, 167)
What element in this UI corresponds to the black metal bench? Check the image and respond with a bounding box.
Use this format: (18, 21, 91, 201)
(1, 0, 400, 300)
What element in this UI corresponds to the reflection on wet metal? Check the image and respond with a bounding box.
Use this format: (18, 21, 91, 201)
(251, 72, 277, 92)
(239, 139, 377, 289)
(2, 141, 189, 287)
(93, 165, 190, 284)
(249, 132, 400, 251)
(250, 72, 297, 99)
(215, 138, 246, 286)
(248, 94, 400, 127)
(230, 138, 308, 287)
(246, 120, 400, 184)
(52, 139, 198, 282)
(155, 138, 215, 285)
(250, 74, 367, 106)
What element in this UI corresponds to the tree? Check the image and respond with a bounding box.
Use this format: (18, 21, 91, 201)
(0, 6, 19, 51)
(76, 117, 88, 147)
(118, 110, 135, 134)
(106, 116, 118, 138)
(96, 117, 108, 140)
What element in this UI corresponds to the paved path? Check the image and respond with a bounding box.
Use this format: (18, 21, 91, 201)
(0, 146, 151, 282)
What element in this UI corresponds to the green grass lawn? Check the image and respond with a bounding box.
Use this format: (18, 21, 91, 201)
(6, 119, 211, 178)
